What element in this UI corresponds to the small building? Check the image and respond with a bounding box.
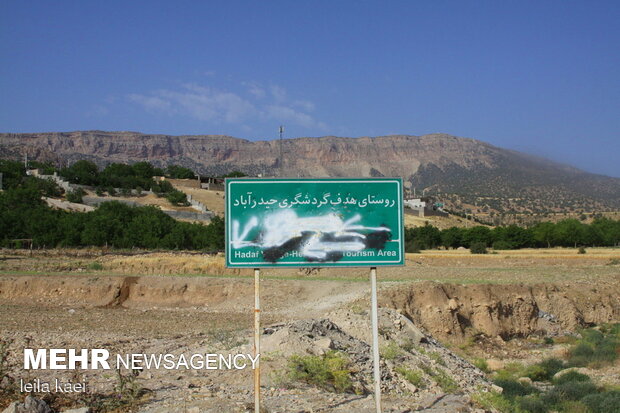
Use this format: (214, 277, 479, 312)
(404, 197, 447, 217)
(404, 198, 427, 210)
(200, 177, 225, 191)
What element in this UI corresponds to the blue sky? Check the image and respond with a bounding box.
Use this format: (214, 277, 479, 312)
(1, 1, 619, 177)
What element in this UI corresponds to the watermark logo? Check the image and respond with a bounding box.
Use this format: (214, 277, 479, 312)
(23, 349, 259, 370)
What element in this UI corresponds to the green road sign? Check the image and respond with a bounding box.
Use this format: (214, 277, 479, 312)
(226, 178, 404, 267)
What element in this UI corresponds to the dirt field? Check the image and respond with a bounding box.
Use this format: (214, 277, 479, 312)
(0, 248, 618, 412)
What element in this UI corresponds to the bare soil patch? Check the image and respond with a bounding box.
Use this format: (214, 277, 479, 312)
(1, 248, 619, 412)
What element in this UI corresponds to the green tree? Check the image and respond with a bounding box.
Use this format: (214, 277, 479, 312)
(0, 187, 45, 244)
(470, 242, 488, 254)
(590, 218, 620, 246)
(166, 165, 195, 179)
(408, 223, 441, 250)
(160, 223, 193, 249)
(60, 160, 99, 185)
(27, 160, 58, 175)
(81, 202, 135, 247)
(66, 188, 86, 203)
(131, 162, 156, 179)
(152, 180, 174, 196)
(440, 227, 463, 249)
(22, 176, 64, 197)
(553, 219, 587, 247)
(193, 216, 225, 250)
(532, 221, 555, 248)
(0, 160, 26, 189)
(125, 206, 176, 248)
(492, 225, 534, 249)
(57, 212, 87, 247)
(166, 190, 189, 206)
(462, 226, 492, 248)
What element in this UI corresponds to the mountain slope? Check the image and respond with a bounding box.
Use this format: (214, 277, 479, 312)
(1, 130, 619, 215)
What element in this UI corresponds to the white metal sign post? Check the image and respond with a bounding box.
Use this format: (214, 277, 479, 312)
(254, 268, 260, 413)
(370, 266, 382, 412)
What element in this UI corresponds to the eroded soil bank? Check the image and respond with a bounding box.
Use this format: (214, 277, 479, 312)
(383, 281, 620, 343)
(1, 274, 618, 342)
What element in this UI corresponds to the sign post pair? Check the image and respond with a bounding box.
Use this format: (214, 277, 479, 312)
(226, 178, 405, 413)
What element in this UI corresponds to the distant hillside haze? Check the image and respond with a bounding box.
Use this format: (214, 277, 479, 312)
(1, 131, 619, 215)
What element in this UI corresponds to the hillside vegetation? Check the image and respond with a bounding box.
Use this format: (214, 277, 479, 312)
(2, 131, 619, 217)
(2, 158, 620, 252)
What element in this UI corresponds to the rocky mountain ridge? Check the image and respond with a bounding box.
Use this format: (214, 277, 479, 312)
(1, 130, 619, 214)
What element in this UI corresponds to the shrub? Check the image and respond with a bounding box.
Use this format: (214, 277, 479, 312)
(525, 358, 564, 381)
(470, 242, 488, 254)
(433, 369, 459, 393)
(429, 351, 446, 366)
(578, 246, 586, 254)
(395, 366, 425, 388)
(473, 358, 489, 373)
(569, 343, 595, 366)
(553, 370, 591, 385)
(496, 362, 525, 379)
(600, 322, 620, 335)
(582, 390, 620, 413)
(88, 262, 104, 271)
(166, 190, 189, 206)
(523, 364, 548, 382)
(544, 380, 598, 403)
(152, 180, 174, 196)
(517, 395, 547, 413)
(557, 401, 591, 413)
(287, 351, 353, 393)
(493, 378, 538, 398)
(567, 328, 618, 368)
(380, 341, 402, 360)
(472, 391, 514, 412)
(66, 188, 86, 203)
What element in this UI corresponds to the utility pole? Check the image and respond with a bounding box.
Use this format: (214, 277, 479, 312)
(279, 125, 284, 177)
(474, 198, 477, 223)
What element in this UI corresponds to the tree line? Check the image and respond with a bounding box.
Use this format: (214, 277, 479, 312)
(405, 219, 620, 252)
(57, 160, 246, 190)
(0, 185, 224, 250)
(3, 159, 619, 252)
(58, 160, 196, 190)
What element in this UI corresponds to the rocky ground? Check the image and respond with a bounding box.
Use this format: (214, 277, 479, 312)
(1, 249, 619, 412)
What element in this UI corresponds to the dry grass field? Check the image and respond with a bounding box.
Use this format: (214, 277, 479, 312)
(1, 247, 618, 284)
(178, 186, 226, 216)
